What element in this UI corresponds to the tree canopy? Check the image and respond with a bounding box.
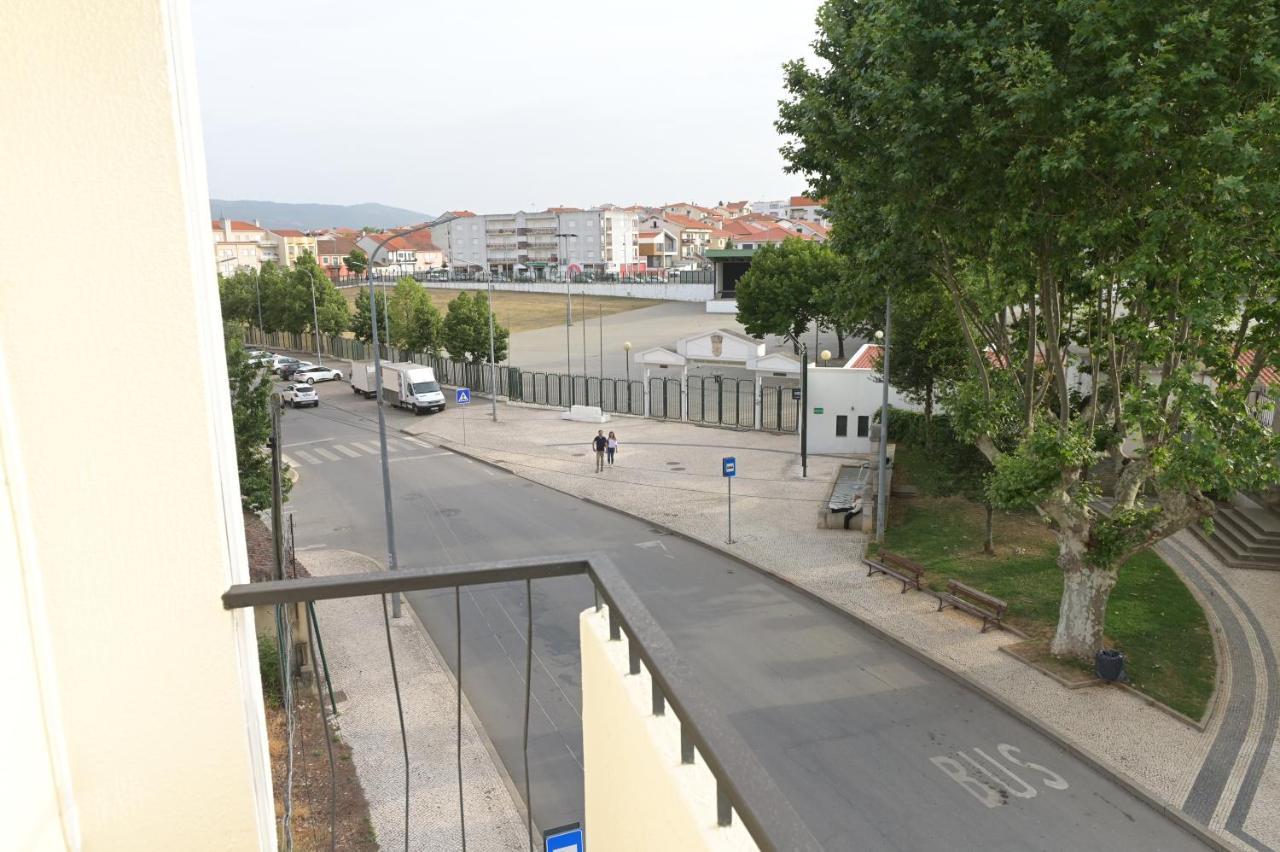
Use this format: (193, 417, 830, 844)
(345, 247, 368, 275)
(387, 276, 443, 354)
(441, 291, 510, 364)
(781, 0, 1280, 656)
(734, 237, 845, 348)
(218, 260, 349, 335)
(225, 332, 289, 511)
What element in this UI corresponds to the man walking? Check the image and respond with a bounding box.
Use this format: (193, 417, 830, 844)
(592, 430, 607, 472)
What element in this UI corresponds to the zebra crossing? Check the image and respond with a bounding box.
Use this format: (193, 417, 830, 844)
(282, 437, 432, 467)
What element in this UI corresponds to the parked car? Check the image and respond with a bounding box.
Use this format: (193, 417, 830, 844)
(277, 359, 313, 380)
(247, 350, 275, 367)
(281, 383, 318, 408)
(269, 355, 299, 374)
(426, 269, 449, 281)
(294, 365, 343, 384)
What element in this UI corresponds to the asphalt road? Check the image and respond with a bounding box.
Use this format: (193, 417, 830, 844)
(280, 379, 1206, 851)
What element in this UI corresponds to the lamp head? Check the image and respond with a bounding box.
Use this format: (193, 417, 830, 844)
(624, 341, 632, 351)
(874, 330, 884, 341)
(820, 349, 832, 362)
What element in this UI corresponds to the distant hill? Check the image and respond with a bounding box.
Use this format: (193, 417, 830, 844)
(209, 199, 435, 231)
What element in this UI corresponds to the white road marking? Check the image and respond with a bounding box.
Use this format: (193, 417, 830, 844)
(281, 454, 298, 468)
(293, 449, 321, 464)
(313, 447, 341, 461)
(932, 743, 1068, 808)
(284, 438, 338, 448)
(354, 441, 381, 453)
(404, 437, 435, 449)
(390, 452, 453, 462)
(333, 444, 362, 458)
(635, 540, 675, 559)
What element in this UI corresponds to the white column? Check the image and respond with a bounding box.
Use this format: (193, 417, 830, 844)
(754, 373, 763, 430)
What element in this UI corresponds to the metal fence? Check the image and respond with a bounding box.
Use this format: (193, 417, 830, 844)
(649, 377, 683, 420)
(760, 385, 801, 433)
(687, 376, 755, 429)
(329, 268, 716, 287)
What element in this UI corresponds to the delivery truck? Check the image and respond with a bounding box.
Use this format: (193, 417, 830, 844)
(381, 362, 446, 414)
(349, 360, 378, 398)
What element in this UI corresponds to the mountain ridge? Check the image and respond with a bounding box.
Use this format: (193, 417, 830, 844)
(209, 199, 435, 230)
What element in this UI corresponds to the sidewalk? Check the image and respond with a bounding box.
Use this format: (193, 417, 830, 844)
(402, 399, 1280, 852)
(301, 549, 527, 851)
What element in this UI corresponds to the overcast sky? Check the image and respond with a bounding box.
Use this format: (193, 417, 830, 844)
(191, 0, 824, 215)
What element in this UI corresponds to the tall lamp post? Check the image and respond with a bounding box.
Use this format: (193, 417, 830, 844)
(556, 232, 578, 406)
(875, 293, 891, 543)
(624, 340, 632, 412)
(303, 266, 322, 366)
(487, 276, 497, 422)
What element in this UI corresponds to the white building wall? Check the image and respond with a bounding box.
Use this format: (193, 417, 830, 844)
(3, 0, 273, 848)
(805, 366, 921, 455)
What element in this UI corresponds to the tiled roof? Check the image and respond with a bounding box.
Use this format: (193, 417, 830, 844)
(789, 195, 823, 207)
(664, 213, 712, 231)
(742, 227, 805, 244)
(1239, 350, 1279, 388)
(212, 219, 261, 232)
(392, 230, 441, 252)
(271, 228, 306, 237)
(547, 206, 582, 213)
(448, 210, 477, 217)
(847, 344, 881, 369)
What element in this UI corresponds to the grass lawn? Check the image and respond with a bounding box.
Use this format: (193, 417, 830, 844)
(882, 449, 1216, 720)
(342, 286, 661, 334)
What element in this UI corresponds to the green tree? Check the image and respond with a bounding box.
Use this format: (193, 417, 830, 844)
(295, 252, 349, 335)
(441, 291, 510, 363)
(218, 268, 260, 326)
(781, 0, 1280, 657)
(387, 276, 443, 353)
(734, 237, 842, 350)
(345, 247, 368, 275)
(225, 333, 290, 511)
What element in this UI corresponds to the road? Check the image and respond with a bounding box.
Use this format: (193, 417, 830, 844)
(280, 378, 1206, 851)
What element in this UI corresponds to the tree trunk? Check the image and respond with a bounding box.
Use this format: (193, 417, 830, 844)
(1050, 546, 1117, 658)
(837, 329, 846, 360)
(983, 503, 994, 555)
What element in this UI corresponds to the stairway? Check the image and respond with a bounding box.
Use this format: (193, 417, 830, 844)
(1196, 496, 1280, 570)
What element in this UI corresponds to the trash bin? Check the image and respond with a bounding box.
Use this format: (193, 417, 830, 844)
(1095, 648, 1127, 682)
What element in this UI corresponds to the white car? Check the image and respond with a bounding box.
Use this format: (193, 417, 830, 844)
(281, 383, 318, 408)
(293, 365, 343, 384)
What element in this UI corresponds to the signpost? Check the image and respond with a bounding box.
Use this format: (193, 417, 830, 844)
(543, 822, 584, 852)
(722, 456, 736, 544)
(456, 387, 471, 445)
(791, 387, 802, 401)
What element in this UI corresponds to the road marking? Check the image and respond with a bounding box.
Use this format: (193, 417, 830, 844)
(284, 438, 338, 448)
(281, 454, 298, 468)
(931, 743, 1069, 808)
(313, 447, 341, 461)
(635, 540, 675, 559)
(333, 444, 362, 458)
(404, 437, 435, 449)
(293, 449, 321, 464)
(354, 441, 381, 453)
(390, 452, 453, 462)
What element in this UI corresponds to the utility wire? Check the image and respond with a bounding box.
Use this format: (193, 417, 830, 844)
(380, 592, 411, 851)
(522, 578, 534, 852)
(307, 604, 337, 852)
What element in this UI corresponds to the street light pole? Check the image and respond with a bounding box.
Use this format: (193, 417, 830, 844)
(624, 340, 632, 412)
(876, 293, 892, 543)
(800, 341, 808, 479)
(304, 267, 322, 366)
(487, 277, 497, 422)
(557, 232, 578, 407)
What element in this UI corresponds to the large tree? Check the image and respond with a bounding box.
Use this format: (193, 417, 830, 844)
(441, 291, 510, 363)
(295, 252, 350, 336)
(735, 237, 845, 350)
(387, 276, 443, 354)
(225, 332, 289, 511)
(218, 268, 260, 326)
(345, 247, 368, 276)
(781, 0, 1280, 657)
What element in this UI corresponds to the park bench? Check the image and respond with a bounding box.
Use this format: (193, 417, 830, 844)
(937, 579, 1008, 633)
(864, 550, 925, 593)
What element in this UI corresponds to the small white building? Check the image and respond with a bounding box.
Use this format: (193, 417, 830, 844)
(805, 343, 921, 455)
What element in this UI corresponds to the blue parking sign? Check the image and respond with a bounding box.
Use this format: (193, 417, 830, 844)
(544, 823, 583, 852)
(722, 457, 736, 477)
(456, 387, 471, 405)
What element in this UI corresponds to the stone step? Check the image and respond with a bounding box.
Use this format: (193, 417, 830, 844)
(1196, 522, 1280, 570)
(1213, 512, 1280, 557)
(1230, 506, 1280, 542)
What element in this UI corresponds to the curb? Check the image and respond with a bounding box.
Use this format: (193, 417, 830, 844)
(434, 438, 1236, 852)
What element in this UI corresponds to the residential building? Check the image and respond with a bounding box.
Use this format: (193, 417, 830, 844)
(661, 202, 716, 222)
(791, 219, 831, 241)
(266, 228, 319, 266)
(316, 235, 359, 279)
(751, 196, 830, 224)
(357, 231, 445, 275)
(661, 213, 715, 262)
(433, 208, 640, 277)
(638, 226, 680, 270)
(212, 218, 266, 273)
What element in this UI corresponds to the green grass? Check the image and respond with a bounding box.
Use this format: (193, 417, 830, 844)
(880, 496, 1216, 720)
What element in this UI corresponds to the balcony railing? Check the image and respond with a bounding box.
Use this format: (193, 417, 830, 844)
(223, 554, 820, 852)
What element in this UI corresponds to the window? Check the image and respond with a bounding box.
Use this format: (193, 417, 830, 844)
(857, 416, 869, 437)
(836, 415, 848, 437)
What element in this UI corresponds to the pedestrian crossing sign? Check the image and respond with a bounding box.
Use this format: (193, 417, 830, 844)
(456, 388, 471, 405)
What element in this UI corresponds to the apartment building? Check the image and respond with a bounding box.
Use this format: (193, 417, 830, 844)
(212, 218, 266, 273)
(433, 208, 640, 277)
(751, 196, 830, 224)
(266, 229, 319, 266)
(317, 235, 359, 278)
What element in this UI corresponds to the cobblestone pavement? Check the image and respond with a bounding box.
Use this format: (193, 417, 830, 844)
(302, 549, 527, 851)
(401, 399, 1280, 852)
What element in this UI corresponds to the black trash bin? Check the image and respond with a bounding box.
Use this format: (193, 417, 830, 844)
(1095, 648, 1127, 682)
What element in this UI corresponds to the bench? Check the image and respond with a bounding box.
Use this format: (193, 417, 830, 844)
(864, 550, 925, 593)
(560, 404, 609, 424)
(937, 580, 1008, 633)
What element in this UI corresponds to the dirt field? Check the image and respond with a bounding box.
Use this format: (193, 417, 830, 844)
(342, 286, 661, 334)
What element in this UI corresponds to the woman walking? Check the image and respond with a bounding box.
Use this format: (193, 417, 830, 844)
(606, 431, 619, 466)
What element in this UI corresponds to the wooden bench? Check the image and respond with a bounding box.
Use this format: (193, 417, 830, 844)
(937, 580, 1008, 633)
(864, 550, 925, 593)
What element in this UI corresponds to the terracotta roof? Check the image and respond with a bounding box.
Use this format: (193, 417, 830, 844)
(317, 236, 358, 256)
(724, 200, 748, 211)
(212, 219, 261, 232)
(1239, 350, 1279, 388)
(271, 228, 306, 237)
(847, 344, 881, 369)
(664, 214, 712, 231)
(741, 227, 805, 244)
(448, 210, 477, 217)
(547, 206, 582, 213)
(789, 195, 825, 207)
(392, 230, 441, 252)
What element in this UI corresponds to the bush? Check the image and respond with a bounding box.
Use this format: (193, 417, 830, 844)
(258, 632, 283, 706)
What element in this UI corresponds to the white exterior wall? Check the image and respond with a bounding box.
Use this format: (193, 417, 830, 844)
(336, 277, 715, 301)
(602, 208, 640, 272)
(805, 366, 921, 455)
(581, 608, 758, 851)
(558, 210, 604, 269)
(445, 215, 488, 268)
(3, 1, 272, 847)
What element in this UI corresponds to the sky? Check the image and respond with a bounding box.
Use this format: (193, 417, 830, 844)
(191, 0, 824, 215)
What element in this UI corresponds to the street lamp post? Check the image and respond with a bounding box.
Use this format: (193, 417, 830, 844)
(875, 293, 892, 543)
(487, 277, 497, 422)
(624, 340, 632, 412)
(304, 266, 322, 366)
(557, 232, 578, 407)
(800, 341, 808, 478)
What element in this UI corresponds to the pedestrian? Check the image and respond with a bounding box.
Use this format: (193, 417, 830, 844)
(592, 430, 607, 472)
(606, 431, 618, 466)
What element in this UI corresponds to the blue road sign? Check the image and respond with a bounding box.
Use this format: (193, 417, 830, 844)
(722, 456, 736, 477)
(544, 823, 584, 852)
(456, 387, 471, 405)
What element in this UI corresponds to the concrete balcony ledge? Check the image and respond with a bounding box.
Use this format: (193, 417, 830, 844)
(581, 607, 758, 851)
